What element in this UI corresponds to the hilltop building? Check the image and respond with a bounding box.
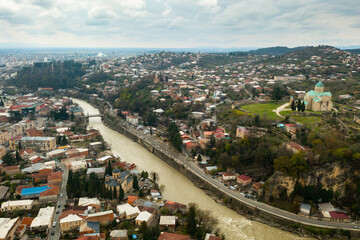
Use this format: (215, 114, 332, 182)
(291, 81, 332, 111)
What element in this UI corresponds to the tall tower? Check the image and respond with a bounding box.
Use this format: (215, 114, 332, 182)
(315, 81, 324, 93)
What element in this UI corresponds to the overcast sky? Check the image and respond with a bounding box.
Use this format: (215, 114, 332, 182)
(0, 0, 359, 48)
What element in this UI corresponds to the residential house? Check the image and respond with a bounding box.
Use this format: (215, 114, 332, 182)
(60, 214, 84, 232)
(237, 175, 252, 186)
(78, 197, 101, 212)
(159, 216, 177, 231)
(1, 200, 34, 212)
(299, 203, 311, 217)
(163, 201, 187, 214)
(284, 142, 310, 154)
(117, 203, 140, 220)
(218, 172, 236, 181)
(39, 185, 59, 203)
(86, 210, 114, 224)
(0, 217, 20, 240)
(30, 206, 55, 231)
(135, 211, 153, 226)
(86, 168, 106, 179)
(48, 172, 62, 185)
(110, 230, 128, 240)
(1, 165, 20, 176)
(158, 232, 191, 240)
(79, 221, 99, 235)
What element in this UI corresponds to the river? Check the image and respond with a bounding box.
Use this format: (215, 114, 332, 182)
(74, 99, 310, 240)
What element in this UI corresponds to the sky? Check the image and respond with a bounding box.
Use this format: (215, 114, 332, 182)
(0, 0, 359, 48)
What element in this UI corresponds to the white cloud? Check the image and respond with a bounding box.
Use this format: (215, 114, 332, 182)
(196, 0, 217, 8)
(0, 0, 359, 48)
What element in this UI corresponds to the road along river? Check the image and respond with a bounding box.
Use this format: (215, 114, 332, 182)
(74, 99, 311, 240)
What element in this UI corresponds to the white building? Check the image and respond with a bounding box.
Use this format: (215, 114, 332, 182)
(0, 217, 20, 240)
(1, 200, 34, 212)
(70, 160, 87, 171)
(30, 206, 55, 231)
(135, 211, 152, 226)
(117, 203, 140, 220)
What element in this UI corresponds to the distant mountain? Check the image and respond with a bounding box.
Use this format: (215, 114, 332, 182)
(345, 48, 360, 54)
(248, 46, 308, 55)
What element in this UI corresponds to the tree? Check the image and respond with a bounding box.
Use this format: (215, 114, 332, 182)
(2, 152, 14, 166)
(113, 186, 117, 199)
(15, 150, 21, 164)
(301, 101, 306, 112)
(197, 154, 202, 162)
(140, 171, 149, 179)
(119, 185, 124, 201)
(270, 84, 287, 101)
(187, 204, 197, 237)
(106, 161, 113, 176)
(152, 172, 158, 184)
(297, 99, 302, 112)
(168, 122, 182, 152)
(133, 176, 139, 190)
(291, 100, 296, 111)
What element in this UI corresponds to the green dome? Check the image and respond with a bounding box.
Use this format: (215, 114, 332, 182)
(315, 81, 324, 88)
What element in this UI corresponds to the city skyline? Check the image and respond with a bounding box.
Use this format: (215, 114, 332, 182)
(0, 0, 360, 48)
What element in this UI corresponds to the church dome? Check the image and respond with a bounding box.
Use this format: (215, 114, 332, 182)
(315, 81, 324, 88)
(112, 168, 120, 174)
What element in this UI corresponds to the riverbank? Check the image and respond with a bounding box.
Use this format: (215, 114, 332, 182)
(73, 97, 359, 239)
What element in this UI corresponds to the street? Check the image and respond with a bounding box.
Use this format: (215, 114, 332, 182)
(47, 162, 69, 240)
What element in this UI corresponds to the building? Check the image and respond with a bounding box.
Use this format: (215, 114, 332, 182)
(86, 210, 114, 224)
(237, 175, 252, 186)
(30, 206, 55, 231)
(284, 142, 310, 154)
(86, 168, 106, 179)
(70, 160, 88, 171)
(1, 200, 34, 212)
(105, 169, 133, 196)
(0, 217, 20, 240)
(158, 232, 190, 240)
(126, 115, 140, 125)
(39, 185, 59, 203)
(0, 166, 20, 176)
(48, 172, 63, 185)
(79, 221, 99, 235)
(299, 203, 311, 217)
(46, 149, 67, 159)
(110, 230, 128, 240)
(21, 186, 52, 199)
(78, 198, 101, 211)
(16, 137, 56, 152)
(60, 214, 84, 232)
(302, 81, 333, 111)
(134, 211, 153, 226)
(117, 203, 140, 220)
(218, 172, 236, 181)
(159, 216, 177, 231)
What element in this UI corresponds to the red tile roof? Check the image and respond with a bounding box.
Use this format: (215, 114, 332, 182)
(237, 175, 252, 181)
(158, 232, 190, 240)
(329, 211, 350, 219)
(21, 217, 34, 226)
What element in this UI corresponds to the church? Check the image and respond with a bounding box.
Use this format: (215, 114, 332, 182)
(300, 81, 333, 111)
(105, 169, 133, 196)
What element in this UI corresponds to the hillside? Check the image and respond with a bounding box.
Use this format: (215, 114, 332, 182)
(11, 60, 85, 90)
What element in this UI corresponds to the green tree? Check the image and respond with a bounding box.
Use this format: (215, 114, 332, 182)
(2, 152, 14, 166)
(187, 204, 197, 237)
(113, 186, 117, 199)
(301, 101, 306, 112)
(297, 99, 302, 112)
(133, 176, 139, 190)
(168, 122, 182, 152)
(119, 185, 124, 201)
(291, 100, 296, 111)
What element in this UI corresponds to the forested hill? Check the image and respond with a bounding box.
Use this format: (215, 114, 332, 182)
(230, 46, 308, 56)
(11, 60, 85, 90)
(345, 48, 360, 54)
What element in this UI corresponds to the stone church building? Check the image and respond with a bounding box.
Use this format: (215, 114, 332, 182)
(291, 81, 333, 111)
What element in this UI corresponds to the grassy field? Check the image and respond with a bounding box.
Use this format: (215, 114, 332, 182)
(281, 111, 322, 128)
(241, 102, 285, 120)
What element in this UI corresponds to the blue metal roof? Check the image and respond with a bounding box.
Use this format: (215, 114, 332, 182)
(21, 186, 50, 196)
(87, 221, 100, 233)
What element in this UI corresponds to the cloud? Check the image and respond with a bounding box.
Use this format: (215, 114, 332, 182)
(0, 0, 359, 48)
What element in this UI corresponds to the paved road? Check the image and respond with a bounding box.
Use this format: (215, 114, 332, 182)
(111, 113, 360, 232)
(273, 102, 289, 119)
(47, 162, 69, 240)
